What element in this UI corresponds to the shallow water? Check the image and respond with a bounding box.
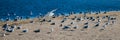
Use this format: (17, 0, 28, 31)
(0, 0, 120, 20)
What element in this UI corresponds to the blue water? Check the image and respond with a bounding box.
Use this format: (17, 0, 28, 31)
(0, 0, 120, 20)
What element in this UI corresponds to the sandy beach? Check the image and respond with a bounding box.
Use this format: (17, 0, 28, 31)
(0, 11, 120, 40)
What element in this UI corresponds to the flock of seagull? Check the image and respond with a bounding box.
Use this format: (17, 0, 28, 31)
(0, 10, 117, 37)
(60, 14, 116, 31)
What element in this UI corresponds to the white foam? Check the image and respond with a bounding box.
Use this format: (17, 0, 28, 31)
(30, 11, 33, 15)
(7, 13, 10, 16)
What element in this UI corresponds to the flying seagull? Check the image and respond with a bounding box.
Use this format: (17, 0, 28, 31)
(47, 9, 57, 16)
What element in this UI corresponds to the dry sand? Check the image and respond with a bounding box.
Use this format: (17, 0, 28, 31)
(0, 11, 120, 40)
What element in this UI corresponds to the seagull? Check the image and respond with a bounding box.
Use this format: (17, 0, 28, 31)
(94, 23, 99, 27)
(83, 25, 88, 29)
(9, 27, 15, 32)
(34, 29, 40, 33)
(84, 22, 88, 25)
(81, 17, 84, 21)
(43, 9, 57, 19)
(22, 29, 28, 33)
(51, 28, 54, 32)
(2, 24, 9, 31)
(48, 9, 57, 16)
(73, 26, 78, 29)
(71, 22, 74, 24)
(62, 26, 70, 30)
(2, 33, 6, 37)
(17, 25, 22, 29)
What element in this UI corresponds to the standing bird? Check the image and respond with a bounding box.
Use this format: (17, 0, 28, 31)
(100, 24, 107, 31)
(34, 29, 40, 33)
(83, 25, 88, 29)
(22, 29, 28, 33)
(59, 24, 63, 27)
(51, 28, 54, 32)
(17, 25, 22, 29)
(76, 18, 81, 21)
(94, 23, 99, 27)
(61, 19, 66, 23)
(9, 27, 14, 32)
(2, 24, 9, 31)
(84, 22, 88, 25)
(8, 25, 16, 32)
(98, 19, 101, 22)
(70, 22, 74, 24)
(112, 20, 115, 24)
(73, 26, 78, 29)
(81, 17, 84, 21)
(62, 26, 70, 30)
(2, 33, 6, 37)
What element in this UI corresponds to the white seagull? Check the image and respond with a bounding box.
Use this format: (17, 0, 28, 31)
(48, 9, 57, 16)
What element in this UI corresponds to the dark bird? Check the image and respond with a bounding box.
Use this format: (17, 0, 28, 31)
(34, 29, 40, 33)
(62, 26, 70, 30)
(83, 25, 88, 29)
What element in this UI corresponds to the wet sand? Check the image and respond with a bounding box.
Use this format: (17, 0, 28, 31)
(0, 11, 120, 40)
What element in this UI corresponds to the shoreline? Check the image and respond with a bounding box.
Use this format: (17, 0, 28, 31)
(0, 10, 120, 21)
(0, 11, 119, 26)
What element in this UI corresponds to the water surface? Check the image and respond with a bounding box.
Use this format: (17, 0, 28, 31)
(0, 0, 120, 20)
